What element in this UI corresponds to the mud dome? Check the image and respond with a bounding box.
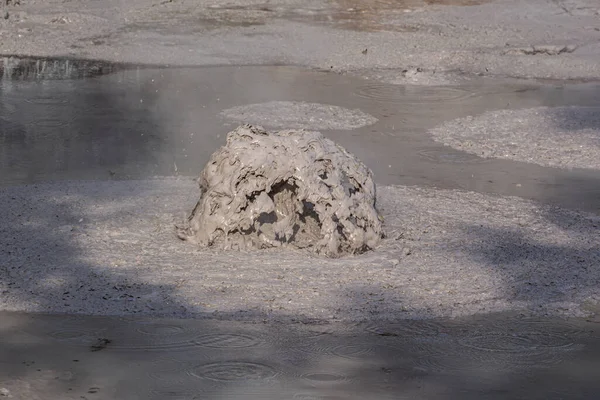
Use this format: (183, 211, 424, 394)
(176, 125, 384, 257)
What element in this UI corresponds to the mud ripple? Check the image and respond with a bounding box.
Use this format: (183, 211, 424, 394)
(301, 372, 348, 385)
(366, 320, 446, 337)
(136, 324, 186, 336)
(415, 344, 569, 373)
(193, 333, 263, 349)
(355, 84, 473, 104)
(106, 322, 205, 351)
(459, 332, 575, 352)
(189, 361, 278, 382)
(493, 318, 590, 340)
(289, 341, 377, 360)
(330, 343, 376, 359)
(24, 96, 69, 105)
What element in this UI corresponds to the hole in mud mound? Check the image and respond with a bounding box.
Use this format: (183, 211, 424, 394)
(176, 124, 384, 257)
(0, 56, 134, 80)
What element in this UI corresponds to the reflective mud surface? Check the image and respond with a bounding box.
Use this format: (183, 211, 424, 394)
(1, 311, 599, 399)
(1, 59, 600, 212)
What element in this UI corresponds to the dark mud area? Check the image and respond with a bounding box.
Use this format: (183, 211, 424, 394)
(1, 311, 599, 400)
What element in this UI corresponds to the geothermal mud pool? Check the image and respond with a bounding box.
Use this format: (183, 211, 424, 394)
(2, 0, 600, 396)
(1, 310, 600, 400)
(1, 60, 599, 322)
(1, 49, 600, 400)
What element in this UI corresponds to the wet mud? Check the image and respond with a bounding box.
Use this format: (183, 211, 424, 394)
(1, 311, 599, 400)
(1, 61, 599, 213)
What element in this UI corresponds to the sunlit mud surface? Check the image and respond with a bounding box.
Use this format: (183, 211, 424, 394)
(1, 311, 599, 400)
(430, 106, 600, 170)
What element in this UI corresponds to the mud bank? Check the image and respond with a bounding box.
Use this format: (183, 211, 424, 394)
(1, 178, 598, 322)
(1, 0, 599, 83)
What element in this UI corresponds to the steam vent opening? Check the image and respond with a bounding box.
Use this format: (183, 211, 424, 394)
(176, 125, 384, 258)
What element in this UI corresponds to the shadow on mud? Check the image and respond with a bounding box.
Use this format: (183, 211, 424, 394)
(539, 103, 600, 214)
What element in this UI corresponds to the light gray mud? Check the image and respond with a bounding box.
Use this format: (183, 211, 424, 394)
(220, 101, 378, 130)
(1, 64, 599, 319)
(1, 178, 599, 321)
(1, 1, 600, 399)
(430, 106, 600, 170)
(1, 0, 600, 82)
(177, 125, 383, 257)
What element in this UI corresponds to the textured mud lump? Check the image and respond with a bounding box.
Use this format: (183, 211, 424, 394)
(177, 125, 383, 257)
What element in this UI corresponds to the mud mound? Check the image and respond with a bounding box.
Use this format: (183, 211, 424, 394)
(176, 125, 383, 257)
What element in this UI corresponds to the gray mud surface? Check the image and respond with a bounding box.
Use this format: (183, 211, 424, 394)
(1, 0, 600, 82)
(1, 310, 600, 400)
(1, 178, 599, 321)
(430, 106, 600, 170)
(2, 1, 600, 398)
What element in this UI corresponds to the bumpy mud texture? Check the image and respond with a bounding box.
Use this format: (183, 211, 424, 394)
(176, 125, 383, 257)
